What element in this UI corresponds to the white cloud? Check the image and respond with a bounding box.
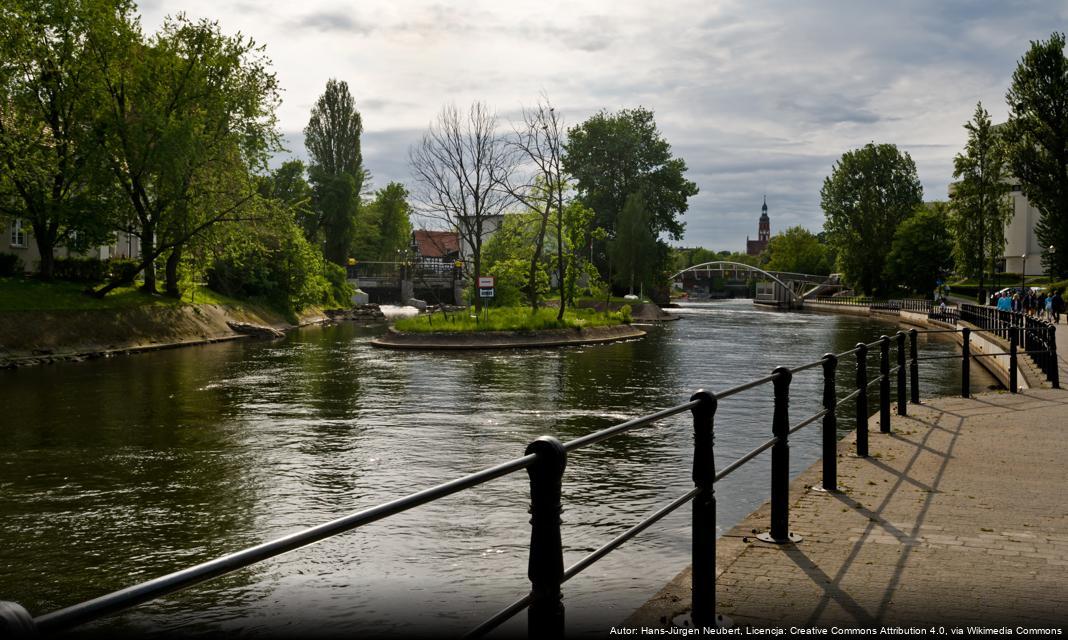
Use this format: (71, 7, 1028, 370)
(136, 0, 1061, 250)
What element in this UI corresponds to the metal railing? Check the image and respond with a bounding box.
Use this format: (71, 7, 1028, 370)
(960, 303, 1060, 388)
(0, 325, 1059, 637)
(809, 297, 931, 314)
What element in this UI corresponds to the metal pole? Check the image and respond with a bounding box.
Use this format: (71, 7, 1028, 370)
(879, 335, 891, 433)
(1009, 328, 1018, 394)
(525, 436, 567, 637)
(855, 343, 869, 458)
(896, 332, 907, 416)
(689, 390, 726, 628)
(909, 328, 920, 404)
(759, 367, 801, 544)
(1051, 325, 1060, 389)
(821, 354, 838, 492)
(961, 327, 971, 399)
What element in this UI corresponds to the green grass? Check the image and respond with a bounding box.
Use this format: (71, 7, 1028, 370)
(0, 277, 246, 312)
(393, 306, 631, 333)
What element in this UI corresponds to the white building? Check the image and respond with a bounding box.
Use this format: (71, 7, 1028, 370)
(4, 216, 140, 272)
(1002, 183, 1047, 276)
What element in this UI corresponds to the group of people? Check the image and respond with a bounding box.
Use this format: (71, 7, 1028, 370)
(990, 288, 1064, 323)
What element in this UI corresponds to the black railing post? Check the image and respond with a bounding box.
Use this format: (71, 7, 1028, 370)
(909, 328, 920, 404)
(821, 354, 838, 492)
(689, 390, 726, 628)
(0, 602, 36, 638)
(855, 343, 869, 458)
(525, 436, 567, 637)
(1009, 328, 1019, 394)
(1051, 325, 1060, 389)
(758, 367, 801, 544)
(879, 335, 891, 433)
(896, 331, 907, 416)
(961, 327, 971, 399)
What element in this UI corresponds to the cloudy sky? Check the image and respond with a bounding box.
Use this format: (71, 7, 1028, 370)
(140, 0, 1065, 252)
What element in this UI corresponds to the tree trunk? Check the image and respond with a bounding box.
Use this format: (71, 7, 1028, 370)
(140, 224, 157, 294)
(31, 221, 58, 281)
(556, 214, 565, 321)
(165, 246, 182, 298)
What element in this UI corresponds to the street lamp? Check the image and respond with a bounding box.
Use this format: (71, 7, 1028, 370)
(1051, 245, 1057, 286)
(1021, 254, 1027, 294)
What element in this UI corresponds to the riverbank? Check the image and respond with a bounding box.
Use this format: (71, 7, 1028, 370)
(626, 386, 1068, 628)
(0, 303, 326, 369)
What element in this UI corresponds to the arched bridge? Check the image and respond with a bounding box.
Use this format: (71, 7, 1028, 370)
(670, 261, 841, 308)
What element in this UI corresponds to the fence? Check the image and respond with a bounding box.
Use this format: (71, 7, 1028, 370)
(809, 297, 930, 313)
(960, 304, 1060, 388)
(0, 325, 1059, 637)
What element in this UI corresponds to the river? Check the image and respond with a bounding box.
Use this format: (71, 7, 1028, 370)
(0, 300, 992, 637)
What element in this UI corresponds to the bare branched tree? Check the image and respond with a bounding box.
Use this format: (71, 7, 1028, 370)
(507, 96, 568, 317)
(409, 102, 514, 310)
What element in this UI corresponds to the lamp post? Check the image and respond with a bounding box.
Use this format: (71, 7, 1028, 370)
(1021, 254, 1027, 294)
(1051, 245, 1057, 286)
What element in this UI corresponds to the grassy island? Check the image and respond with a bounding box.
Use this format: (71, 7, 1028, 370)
(392, 306, 631, 333)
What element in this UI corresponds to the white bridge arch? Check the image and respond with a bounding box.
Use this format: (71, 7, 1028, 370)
(670, 261, 839, 307)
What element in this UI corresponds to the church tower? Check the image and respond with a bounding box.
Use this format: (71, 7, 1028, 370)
(746, 196, 771, 256)
(759, 195, 770, 242)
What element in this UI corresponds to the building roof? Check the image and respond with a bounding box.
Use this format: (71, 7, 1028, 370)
(413, 229, 460, 258)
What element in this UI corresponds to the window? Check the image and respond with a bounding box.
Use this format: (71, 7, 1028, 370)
(10, 218, 26, 248)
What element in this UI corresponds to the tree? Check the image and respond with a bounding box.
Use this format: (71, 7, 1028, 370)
(508, 97, 568, 316)
(821, 143, 923, 295)
(90, 13, 281, 297)
(305, 79, 364, 266)
(884, 205, 954, 296)
(409, 102, 514, 311)
(0, 0, 121, 279)
(950, 102, 1012, 302)
(610, 192, 657, 295)
(1004, 32, 1068, 279)
(764, 226, 830, 275)
(563, 107, 698, 283)
(481, 210, 549, 307)
(364, 182, 412, 261)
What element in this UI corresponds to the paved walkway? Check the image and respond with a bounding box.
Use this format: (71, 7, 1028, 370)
(628, 384, 1068, 629)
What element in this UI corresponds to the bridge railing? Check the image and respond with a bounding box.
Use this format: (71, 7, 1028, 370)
(0, 325, 1058, 637)
(960, 304, 1060, 387)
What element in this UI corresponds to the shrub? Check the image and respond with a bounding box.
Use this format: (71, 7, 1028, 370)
(0, 252, 24, 276)
(108, 258, 141, 283)
(53, 257, 107, 283)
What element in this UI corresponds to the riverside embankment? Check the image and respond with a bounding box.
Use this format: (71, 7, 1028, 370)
(627, 304, 1068, 630)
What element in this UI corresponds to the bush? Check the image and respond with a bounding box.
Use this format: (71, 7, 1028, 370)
(53, 257, 107, 283)
(0, 252, 24, 276)
(108, 258, 141, 283)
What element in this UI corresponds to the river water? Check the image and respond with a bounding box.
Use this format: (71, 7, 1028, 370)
(0, 300, 992, 637)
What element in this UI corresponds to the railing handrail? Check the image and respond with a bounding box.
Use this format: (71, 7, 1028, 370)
(1, 314, 1058, 637)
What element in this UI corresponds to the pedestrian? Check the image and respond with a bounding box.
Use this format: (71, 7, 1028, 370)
(1044, 293, 1053, 322)
(1054, 290, 1065, 324)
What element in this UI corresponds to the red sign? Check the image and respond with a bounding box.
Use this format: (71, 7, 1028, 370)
(478, 276, 495, 288)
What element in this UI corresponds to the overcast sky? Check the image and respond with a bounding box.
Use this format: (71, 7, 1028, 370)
(139, 0, 1065, 252)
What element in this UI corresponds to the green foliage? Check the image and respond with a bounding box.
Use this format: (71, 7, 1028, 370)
(482, 211, 550, 306)
(764, 226, 830, 275)
(206, 203, 349, 316)
(950, 103, 1012, 288)
(0, 252, 24, 276)
(1005, 32, 1068, 279)
(305, 79, 364, 266)
(564, 107, 698, 242)
(610, 193, 657, 294)
(821, 143, 924, 295)
(362, 182, 412, 260)
(107, 258, 141, 283)
(884, 207, 954, 296)
(0, 0, 124, 279)
(52, 257, 108, 283)
(561, 201, 597, 306)
(393, 306, 630, 333)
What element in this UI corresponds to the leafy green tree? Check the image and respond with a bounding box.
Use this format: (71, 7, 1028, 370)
(821, 143, 924, 295)
(482, 211, 549, 306)
(91, 13, 280, 297)
(0, 0, 122, 279)
(950, 103, 1011, 302)
(563, 107, 698, 281)
(1004, 32, 1068, 279)
(884, 206, 954, 296)
(259, 160, 314, 229)
(610, 192, 657, 295)
(764, 226, 830, 275)
(560, 201, 598, 306)
(305, 79, 365, 266)
(367, 182, 413, 261)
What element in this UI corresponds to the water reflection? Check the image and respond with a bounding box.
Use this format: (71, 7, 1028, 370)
(0, 300, 991, 637)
